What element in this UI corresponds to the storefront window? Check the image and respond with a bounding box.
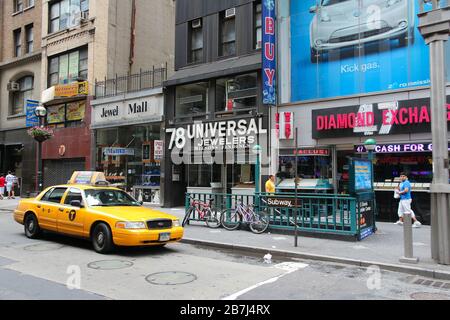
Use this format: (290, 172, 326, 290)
(46, 101, 86, 128)
(226, 164, 255, 191)
(175, 82, 209, 119)
(187, 164, 221, 188)
(278, 156, 331, 179)
(95, 125, 162, 200)
(216, 73, 258, 114)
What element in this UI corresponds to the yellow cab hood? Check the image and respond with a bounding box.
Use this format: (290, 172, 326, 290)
(90, 206, 178, 221)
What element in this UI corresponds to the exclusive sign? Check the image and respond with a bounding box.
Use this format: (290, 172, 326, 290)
(312, 97, 450, 139)
(266, 197, 301, 208)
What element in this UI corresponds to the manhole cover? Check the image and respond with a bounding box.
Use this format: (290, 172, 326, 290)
(24, 243, 64, 251)
(145, 271, 197, 285)
(411, 292, 450, 300)
(88, 260, 134, 270)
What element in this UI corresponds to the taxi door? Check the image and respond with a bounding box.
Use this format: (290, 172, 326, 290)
(36, 187, 67, 232)
(57, 187, 86, 236)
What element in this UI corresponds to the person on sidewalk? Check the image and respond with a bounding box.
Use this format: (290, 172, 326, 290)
(5, 171, 16, 199)
(0, 174, 5, 200)
(395, 172, 422, 228)
(265, 175, 276, 195)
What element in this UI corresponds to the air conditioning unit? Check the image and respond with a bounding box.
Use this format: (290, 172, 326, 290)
(192, 19, 202, 29)
(7, 81, 20, 91)
(225, 8, 236, 18)
(80, 11, 89, 22)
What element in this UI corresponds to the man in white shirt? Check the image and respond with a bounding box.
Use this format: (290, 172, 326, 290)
(5, 171, 16, 199)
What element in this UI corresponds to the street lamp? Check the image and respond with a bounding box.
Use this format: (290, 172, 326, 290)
(35, 105, 47, 192)
(364, 138, 377, 161)
(418, 0, 450, 265)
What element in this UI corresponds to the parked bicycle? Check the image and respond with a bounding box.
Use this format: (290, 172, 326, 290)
(220, 200, 270, 234)
(183, 196, 221, 228)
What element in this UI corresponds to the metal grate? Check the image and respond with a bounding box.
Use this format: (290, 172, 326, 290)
(413, 278, 450, 290)
(43, 159, 86, 187)
(147, 219, 172, 230)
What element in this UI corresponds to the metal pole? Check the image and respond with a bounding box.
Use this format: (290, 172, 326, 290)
(400, 213, 419, 264)
(294, 128, 298, 247)
(418, 1, 450, 265)
(430, 39, 450, 264)
(37, 116, 43, 192)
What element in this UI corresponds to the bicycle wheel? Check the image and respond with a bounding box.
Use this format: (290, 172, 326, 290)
(220, 209, 241, 231)
(249, 211, 270, 234)
(205, 208, 221, 229)
(182, 207, 193, 227)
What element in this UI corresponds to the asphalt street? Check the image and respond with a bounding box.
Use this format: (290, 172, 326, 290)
(0, 200, 449, 301)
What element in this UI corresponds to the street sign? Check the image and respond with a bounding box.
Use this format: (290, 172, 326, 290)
(26, 100, 40, 127)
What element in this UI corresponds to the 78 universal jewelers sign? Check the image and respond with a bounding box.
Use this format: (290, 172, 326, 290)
(167, 118, 267, 151)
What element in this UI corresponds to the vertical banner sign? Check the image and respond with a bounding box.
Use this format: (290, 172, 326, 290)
(262, 0, 276, 105)
(26, 100, 39, 127)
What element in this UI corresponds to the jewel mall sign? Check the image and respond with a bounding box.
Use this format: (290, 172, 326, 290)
(167, 118, 267, 151)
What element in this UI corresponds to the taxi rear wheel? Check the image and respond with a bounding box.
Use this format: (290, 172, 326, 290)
(92, 223, 114, 254)
(24, 214, 42, 239)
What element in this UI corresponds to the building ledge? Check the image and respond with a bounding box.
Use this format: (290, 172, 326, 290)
(165, 53, 262, 87)
(0, 52, 42, 70)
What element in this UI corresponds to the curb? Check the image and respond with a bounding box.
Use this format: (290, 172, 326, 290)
(181, 238, 450, 281)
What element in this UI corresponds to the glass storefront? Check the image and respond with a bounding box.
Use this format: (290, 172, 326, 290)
(276, 150, 333, 192)
(95, 124, 162, 204)
(186, 163, 255, 192)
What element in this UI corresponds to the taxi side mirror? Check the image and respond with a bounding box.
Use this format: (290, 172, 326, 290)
(138, 201, 144, 206)
(70, 200, 84, 208)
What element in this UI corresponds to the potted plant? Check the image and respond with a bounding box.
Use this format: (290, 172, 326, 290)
(27, 126, 54, 142)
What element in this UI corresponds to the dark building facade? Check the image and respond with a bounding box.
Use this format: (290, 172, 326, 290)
(163, 0, 269, 207)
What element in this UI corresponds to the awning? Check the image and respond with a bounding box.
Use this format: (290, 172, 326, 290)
(165, 54, 261, 87)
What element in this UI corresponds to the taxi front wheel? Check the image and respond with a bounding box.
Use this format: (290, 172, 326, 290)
(92, 223, 114, 254)
(24, 214, 41, 239)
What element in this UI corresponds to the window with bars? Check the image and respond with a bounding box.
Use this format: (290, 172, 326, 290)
(25, 24, 33, 54)
(219, 10, 236, 57)
(11, 76, 34, 115)
(255, 2, 262, 49)
(189, 19, 203, 64)
(13, 29, 21, 57)
(14, 0, 24, 13)
(49, 0, 90, 34)
(48, 47, 88, 86)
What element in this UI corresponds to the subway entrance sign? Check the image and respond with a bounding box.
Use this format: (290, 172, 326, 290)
(349, 158, 376, 240)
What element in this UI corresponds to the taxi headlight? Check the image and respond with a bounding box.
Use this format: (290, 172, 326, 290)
(116, 221, 147, 229)
(173, 220, 180, 227)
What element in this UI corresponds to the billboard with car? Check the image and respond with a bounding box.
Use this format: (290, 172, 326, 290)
(290, 0, 447, 102)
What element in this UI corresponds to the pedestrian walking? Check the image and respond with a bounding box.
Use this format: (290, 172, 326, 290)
(0, 174, 5, 200)
(265, 175, 276, 194)
(5, 171, 16, 199)
(395, 172, 422, 228)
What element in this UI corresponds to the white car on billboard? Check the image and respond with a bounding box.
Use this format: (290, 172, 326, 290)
(309, 0, 415, 62)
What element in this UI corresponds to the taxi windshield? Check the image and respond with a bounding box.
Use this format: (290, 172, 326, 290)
(85, 189, 141, 207)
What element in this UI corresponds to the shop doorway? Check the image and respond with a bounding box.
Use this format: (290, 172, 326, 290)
(43, 158, 86, 187)
(1, 144, 24, 196)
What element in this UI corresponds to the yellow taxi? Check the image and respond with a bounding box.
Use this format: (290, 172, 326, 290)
(13, 172, 183, 254)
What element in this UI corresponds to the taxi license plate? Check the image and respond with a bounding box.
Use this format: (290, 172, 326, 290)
(159, 233, 171, 242)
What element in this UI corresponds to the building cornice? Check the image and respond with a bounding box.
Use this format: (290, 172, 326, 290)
(0, 52, 42, 70)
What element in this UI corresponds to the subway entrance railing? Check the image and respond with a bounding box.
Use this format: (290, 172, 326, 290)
(185, 192, 376, 240)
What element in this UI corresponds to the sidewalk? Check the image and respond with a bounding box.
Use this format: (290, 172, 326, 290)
(148, 205, 450, 280)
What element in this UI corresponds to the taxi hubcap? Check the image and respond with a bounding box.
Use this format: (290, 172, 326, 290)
(28, 221, 34, 231)
(97, 232, 104, 246)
